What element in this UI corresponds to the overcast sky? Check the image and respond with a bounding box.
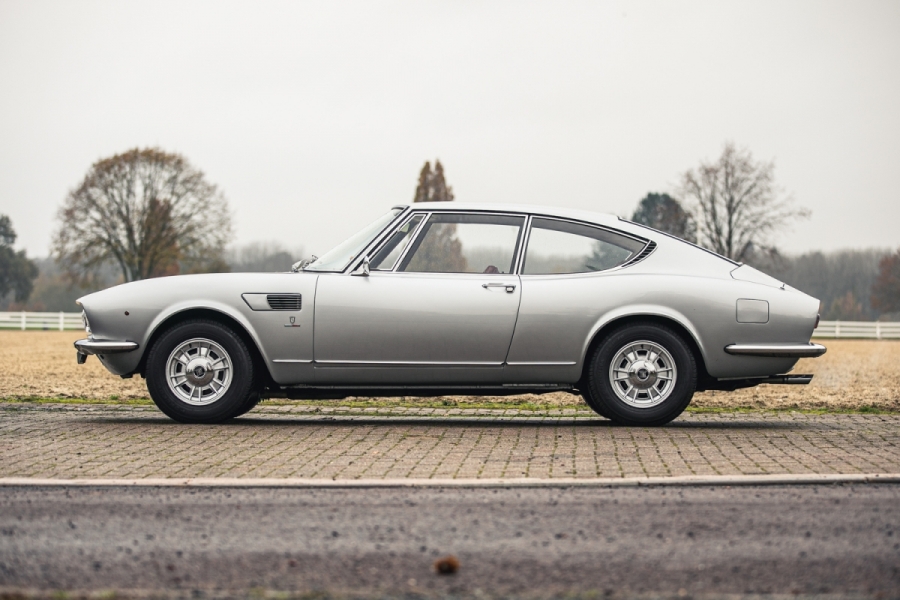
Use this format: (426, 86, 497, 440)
(1, 0, 898, 260)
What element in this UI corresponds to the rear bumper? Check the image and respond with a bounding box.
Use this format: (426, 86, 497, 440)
(75, 339, 140, 362)
(724, 343, 827, 358)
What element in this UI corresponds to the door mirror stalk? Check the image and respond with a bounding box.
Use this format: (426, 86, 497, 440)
(352, 257, 370, 277)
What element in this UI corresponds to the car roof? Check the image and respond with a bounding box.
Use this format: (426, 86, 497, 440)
(393, 202, 623, 228)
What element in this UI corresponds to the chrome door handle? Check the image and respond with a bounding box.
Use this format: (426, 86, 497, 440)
(482, 283, 516, 293)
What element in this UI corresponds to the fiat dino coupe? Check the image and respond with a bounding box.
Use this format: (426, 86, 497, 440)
(75, 203, 826, 425)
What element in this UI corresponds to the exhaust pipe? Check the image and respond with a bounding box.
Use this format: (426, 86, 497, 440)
(760, 374, 813, 385)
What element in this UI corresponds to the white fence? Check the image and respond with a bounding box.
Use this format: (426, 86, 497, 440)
(1, 312, 898, 339)
(0, 311, 84, 331)
(813, 320, 900, 340)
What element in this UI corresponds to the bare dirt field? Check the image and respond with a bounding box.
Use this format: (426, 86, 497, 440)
(1, 331, 897, 411)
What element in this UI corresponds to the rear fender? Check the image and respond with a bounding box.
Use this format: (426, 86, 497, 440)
(581, 304, 710, 377)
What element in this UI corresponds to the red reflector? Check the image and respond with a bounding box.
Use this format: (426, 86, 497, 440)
(815, 314, 820, 329)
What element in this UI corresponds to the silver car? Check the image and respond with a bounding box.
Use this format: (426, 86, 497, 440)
(75, 203, 826, 425)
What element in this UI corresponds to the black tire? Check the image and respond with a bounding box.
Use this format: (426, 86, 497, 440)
(233, 392, 262, 418)
(583, 323, 697, 426)
(581, 389, 612, 419)
(145, 319, 259, 424)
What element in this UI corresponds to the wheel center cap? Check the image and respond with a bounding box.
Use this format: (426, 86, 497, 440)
(185, 358, 215, 386)
(628, 360, 657, 389)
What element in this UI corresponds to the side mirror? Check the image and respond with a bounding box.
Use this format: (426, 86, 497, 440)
(352, 256, 370, 277)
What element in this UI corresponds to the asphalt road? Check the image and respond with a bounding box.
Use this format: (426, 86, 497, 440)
(1, 484, 898, 598)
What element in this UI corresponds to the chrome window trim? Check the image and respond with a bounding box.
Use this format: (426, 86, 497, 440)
(342, 207, 650, 277)
(390, 210, 529, 275)
(512, 215, 533, 275)
(389, 211, 433, 272)
(341, 206, 412, 274)
(518, 214, 652, 277)
(367, 211, 430, 272)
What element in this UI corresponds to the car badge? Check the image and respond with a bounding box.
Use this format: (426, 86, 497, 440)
(284, 316, 301, 328)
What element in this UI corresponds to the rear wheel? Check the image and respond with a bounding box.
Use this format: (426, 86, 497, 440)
(583, 323, 697, 426)
(145, 320, 259, 423)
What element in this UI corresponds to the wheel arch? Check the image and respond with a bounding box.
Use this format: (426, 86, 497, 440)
(579, 313, 714, 390)
(135, 307, 274, 387)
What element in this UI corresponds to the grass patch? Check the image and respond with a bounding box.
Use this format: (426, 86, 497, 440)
(686, 404, 898, 415)
(0, 396, 154, 406)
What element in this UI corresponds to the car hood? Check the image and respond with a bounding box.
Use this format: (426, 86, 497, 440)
(76, 271, 315, 306)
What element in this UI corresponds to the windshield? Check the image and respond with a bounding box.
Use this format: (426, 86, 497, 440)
(303, 208, 404, 272)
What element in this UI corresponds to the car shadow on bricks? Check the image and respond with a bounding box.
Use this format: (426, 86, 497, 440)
(82, 416, 810, 430)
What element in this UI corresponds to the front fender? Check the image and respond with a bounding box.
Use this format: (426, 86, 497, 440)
(77, 272, 317, 380)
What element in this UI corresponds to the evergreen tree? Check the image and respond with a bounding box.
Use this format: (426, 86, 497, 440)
(0, 215, 38, 303)
(631, 193, 696, 242)
(408, 160, 465, 271)
(413, 160, 454, 203)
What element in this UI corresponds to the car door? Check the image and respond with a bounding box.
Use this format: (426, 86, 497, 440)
(505, 216, 648, 383)
(313, 212, 526, 385)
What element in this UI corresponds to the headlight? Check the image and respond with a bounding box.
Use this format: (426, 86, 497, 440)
(81, 311, 92, 337)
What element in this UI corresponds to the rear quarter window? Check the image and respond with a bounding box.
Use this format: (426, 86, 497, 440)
(522, 218, 646, 275)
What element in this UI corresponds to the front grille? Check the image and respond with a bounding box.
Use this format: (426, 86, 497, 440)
(266, 294, 302, 310)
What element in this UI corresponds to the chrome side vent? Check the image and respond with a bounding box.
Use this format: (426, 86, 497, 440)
(266, 294, 302, 311)
(622, 241, 657, 268)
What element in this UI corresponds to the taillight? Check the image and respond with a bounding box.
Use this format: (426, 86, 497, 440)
(814, 314, 820, 329)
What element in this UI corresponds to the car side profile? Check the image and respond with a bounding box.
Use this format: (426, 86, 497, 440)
(74, 203, 826, 425)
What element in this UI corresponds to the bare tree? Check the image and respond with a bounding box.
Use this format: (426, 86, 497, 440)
(53, 148, 231, 284)
(413, 160, 454, 203)
(680, 142, 809, 262)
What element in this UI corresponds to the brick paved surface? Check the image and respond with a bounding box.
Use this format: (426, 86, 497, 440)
(1, 403, 898, 479)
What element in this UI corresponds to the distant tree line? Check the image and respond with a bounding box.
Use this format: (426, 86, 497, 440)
(3, 147, 897, 320)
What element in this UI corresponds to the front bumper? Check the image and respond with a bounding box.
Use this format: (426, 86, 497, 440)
(724, 343, 827, 358)
(74, 339, 140, 364)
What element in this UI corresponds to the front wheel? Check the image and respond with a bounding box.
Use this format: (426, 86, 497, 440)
(583, 323, 697, 426)
(145, 320, 259, 423)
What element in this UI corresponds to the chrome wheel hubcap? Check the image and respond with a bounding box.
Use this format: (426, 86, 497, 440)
(166, 338, 232, 405)
(609, 340, 677, 408)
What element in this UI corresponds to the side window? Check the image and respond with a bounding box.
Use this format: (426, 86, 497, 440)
(369, 214, 424, 270)
(522, 218, 645, 275)
(398, 214, 525, 274)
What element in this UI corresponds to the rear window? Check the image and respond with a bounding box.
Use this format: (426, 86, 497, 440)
(522, 218, 645, 275)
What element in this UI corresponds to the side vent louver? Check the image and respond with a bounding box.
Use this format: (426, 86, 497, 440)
(266, 294, 302, 311)
(622, 241, 657, 268)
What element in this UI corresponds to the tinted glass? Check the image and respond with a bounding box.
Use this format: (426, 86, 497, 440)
(399, 213, 525, 274)
(522, 218, 644, 274)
